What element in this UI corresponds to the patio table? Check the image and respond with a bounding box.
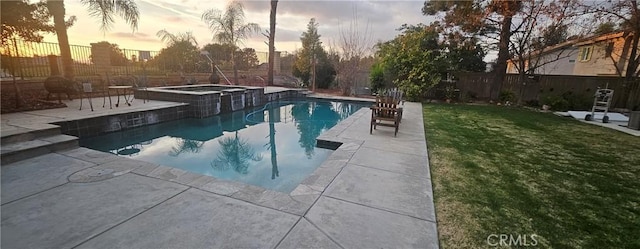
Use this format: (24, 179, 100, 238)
(108, 86, 133, 107)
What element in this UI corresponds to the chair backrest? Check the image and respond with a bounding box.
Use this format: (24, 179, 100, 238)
(80, 74, 108, 92)
(376, 95, 398, 107)
(381, 87, 403, 104)
(375, 96, 398, 118)
(389, 88, 403, 104)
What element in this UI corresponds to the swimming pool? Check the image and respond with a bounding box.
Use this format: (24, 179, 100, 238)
(80, 100, 369, 193)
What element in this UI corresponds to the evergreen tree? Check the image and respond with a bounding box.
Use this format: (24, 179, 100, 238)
(1, 0, 54, 108)
(293, 18, 336, 89)
(1, 0, 53, 45)
(376, 25, 447, 100)
(423, 0, 522, 99)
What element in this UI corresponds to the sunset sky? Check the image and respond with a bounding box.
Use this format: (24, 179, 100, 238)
(42, 0, 434, 56)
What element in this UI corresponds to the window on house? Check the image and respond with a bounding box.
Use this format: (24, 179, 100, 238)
(579, 46, 592, 61)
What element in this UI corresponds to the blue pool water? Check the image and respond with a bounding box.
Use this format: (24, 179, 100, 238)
(80, 100, 368, 193)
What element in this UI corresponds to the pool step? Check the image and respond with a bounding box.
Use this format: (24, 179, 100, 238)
(1, 133, 79, 166)
(1, 126, 61, 146)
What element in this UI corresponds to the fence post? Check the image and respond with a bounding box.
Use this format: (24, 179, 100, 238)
(90, 43, 112, 77)
(11, 38, 25, 80)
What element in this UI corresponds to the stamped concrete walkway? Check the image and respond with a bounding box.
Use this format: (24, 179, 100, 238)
(1, 97, 438, 248)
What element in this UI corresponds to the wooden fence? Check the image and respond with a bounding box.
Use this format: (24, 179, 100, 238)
(447, 73, 640, 109)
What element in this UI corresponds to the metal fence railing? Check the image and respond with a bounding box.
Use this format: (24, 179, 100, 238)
(1, 39, 294, 83)
(0, 39, 165, 79)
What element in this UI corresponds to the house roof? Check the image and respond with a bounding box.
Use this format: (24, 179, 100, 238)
(511, 30, 630, 60)
(529, 39, 579, 57)
(574, 31, 626, 46)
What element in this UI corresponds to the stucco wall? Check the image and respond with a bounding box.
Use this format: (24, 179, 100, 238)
(573, 37, 629, 76)
(506, 48, 578, 75)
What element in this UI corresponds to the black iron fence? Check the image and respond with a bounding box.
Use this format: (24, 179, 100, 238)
(0, 39, 166, 79)
(0, 39, 284, 81)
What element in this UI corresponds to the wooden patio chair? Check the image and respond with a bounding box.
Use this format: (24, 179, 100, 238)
(386, 87, 404, 122)
(370, 95, 401, 136)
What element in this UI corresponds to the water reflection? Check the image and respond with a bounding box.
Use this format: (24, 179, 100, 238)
(291, 102, 341, 158)
(169, 138, 204, 156)
(211, 131, 263, 174)
(268, 107, 279, 179)
(80, 100, 369, 192)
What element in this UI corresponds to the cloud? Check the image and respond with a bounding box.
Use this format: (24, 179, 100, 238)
(56, 0, 431, 53)
(243, 1, 391, 26)
(240, 0, 430, 51)
(165, 16, 184, 23)
(137, 0, 181, 17)
(108, 32, 159, 43)
(275, 28, 302, 42)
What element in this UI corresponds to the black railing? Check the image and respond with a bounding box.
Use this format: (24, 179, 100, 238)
(1, 39, 290, 86)
(0, 39, 163, 79)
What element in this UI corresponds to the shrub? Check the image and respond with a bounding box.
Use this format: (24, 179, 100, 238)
(370, 63, 385, 94)
(541, 94, 569, 111)
(525, 99, 540, 107)
(499, 90, 516, 103)
(461, 91, 477, 102)
(444, 85, 457, 100)
(561, 91, 592, 111)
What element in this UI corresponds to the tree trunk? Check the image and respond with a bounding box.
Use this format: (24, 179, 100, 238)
(622, 31, 640, 108)
(492, 14, 513, 101)
(267, 108, 278, 179)
(517, 71, 526, 105)
(47, 0, 74, 80)
(268, 0, 278, 86)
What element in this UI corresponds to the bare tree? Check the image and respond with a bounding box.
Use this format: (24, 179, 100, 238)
(505, 0, 582, 104)
(586, 0, 640, 109)
(334, 6, 373, 96)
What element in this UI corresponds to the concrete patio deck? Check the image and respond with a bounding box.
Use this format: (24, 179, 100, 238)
(1, 95, 438, 248)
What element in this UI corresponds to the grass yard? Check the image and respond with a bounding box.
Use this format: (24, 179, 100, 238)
(423, 104, 640, 248)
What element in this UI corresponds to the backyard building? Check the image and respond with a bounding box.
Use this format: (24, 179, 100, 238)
(507, 31, 639, 76)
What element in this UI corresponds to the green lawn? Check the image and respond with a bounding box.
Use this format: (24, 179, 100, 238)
(423, 104, 640, 248)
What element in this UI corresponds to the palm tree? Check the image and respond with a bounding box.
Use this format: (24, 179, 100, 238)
(155, 29, 199, 80)
(201, 1, 260, 84)
(47, 0, 139, 79)
(267, 107, 279, 179)
(267, 0, 278, 86)
(169, 138, 204, 157)
(211, 131, 262, 174)
(156, 29, 197, 46)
